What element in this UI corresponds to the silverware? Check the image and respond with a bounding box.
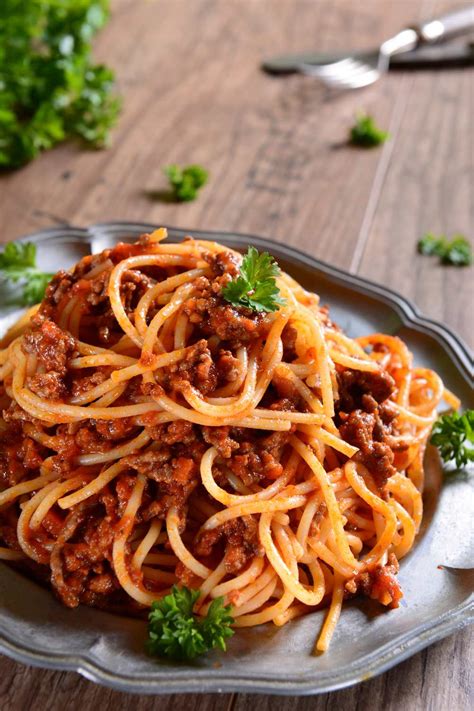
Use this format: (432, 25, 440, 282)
(263, 5, 474, 90)
(263, 42, 474, 74)
(439, 565, 474, 577)
(388, 42, 474, 68)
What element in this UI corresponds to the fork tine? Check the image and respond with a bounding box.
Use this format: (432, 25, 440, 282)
(327, 60, 369, 78)
(314, 58, 358, 76)
(325, 68, 380, 89)
(310, 59, 364, 78)
(303, 59, 371, 80)
(301, 57, 380, 89)
(300, 48, 382, 89)
(339, 62, 375, 80)
(302, 60, 349, 78)
(348, 70, 381, 87)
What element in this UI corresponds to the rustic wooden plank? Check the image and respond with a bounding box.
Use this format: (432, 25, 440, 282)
(0, 0, 414, 273)
(0, 0, 471, 708)
(355, 1, 474, 347)
(0, 627, 471, 710)
(234, 627, 473, 711)
(0, 654, 234, 711)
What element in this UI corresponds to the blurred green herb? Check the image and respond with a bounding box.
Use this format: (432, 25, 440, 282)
(0, 241, 54, 305)
(0, 0, 121, 169)
(163, 164, 209, 202)
(430, 410, 474, 470)
(349, 113, 389, 148)
(418, 233, 472, 266)
(147, 586, 234, 661)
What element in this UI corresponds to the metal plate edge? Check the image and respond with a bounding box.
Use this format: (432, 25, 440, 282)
(0, 221, 472, 696)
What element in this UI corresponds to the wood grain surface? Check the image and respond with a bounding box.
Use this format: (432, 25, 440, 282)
(0, 0, 472, 709)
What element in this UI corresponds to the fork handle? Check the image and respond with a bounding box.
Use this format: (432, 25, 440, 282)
(416, 6, 474, 43)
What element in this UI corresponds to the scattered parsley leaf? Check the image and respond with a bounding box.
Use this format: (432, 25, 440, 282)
(440, 236, 472, 266)
(0, 242, 37, 269)
(0, 241, 54, 305)
(163, 164, 209, 202)
(147, 586, 234, 661)
(349, 113, 389, 148)
(222, 246, 286, 313)
(430, 410, 474, 470)
(417, 233, 472, 266)
(417, 233, 442, 257)
(0, 0, 121, 170)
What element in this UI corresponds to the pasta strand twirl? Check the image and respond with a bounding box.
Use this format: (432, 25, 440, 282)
(0, 229, 447, 655)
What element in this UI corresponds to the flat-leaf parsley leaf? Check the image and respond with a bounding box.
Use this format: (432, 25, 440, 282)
(417, 233, 472, 266)
(222, 246, 286, 313)
(163, 164, 209, 202)
(0, 242, 54, 305)
(147, 585, 234, 661)
(430, 410, 474, 470)
(0, 0, 121, 169)
(349, 113, 389, 148)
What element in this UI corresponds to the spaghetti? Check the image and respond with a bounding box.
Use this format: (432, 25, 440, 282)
(0, 229, 454, 652)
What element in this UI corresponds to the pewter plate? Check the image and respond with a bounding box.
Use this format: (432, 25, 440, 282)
(0, 222, 472, 696)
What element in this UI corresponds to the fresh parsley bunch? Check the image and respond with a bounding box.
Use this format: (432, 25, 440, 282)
(0, 0, 121, 169)
(163, 165, 209, 202)
(418, 233, 472, 267)
(222, 246, 286, 313)
(350, 113, 389, 148)
(147, 586, 234, 661)
(0, 241, 54, 305)
(430, 410, 474, 469)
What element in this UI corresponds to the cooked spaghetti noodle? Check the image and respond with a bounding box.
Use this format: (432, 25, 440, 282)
(0, 229, 455, 652)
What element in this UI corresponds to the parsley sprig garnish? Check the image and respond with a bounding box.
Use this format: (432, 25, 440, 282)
(164, 164, 209, 202)
(221, 246, 286, 313)
(147, 586, 234, 661)
(0, 242, 54, 305)
(350, 113, 389, 148)
(0, 0, 121, 169)
(430, 410, 474, 470)
(418, 233, 472, 267)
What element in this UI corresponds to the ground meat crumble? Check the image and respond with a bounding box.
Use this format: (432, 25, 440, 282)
(194, 515, 264, 574)
(336, 368, 398, 487)
(0, 238, 409, 616)
(344, 553, 403, 608)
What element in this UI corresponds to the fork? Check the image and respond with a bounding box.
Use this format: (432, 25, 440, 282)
(300, 6, 474, 90)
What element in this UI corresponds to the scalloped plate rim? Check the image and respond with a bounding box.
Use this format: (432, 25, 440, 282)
(12, 221, 472, 383)
(0, 221, 472, 696)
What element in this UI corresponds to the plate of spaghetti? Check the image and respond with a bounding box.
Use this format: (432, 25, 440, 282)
(0, 223, 472, 695)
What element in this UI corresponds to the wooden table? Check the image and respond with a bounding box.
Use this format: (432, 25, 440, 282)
(0, 0, 472, 708)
